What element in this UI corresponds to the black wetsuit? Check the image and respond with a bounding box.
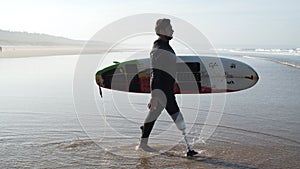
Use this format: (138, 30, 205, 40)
(141, 39, 180, 138)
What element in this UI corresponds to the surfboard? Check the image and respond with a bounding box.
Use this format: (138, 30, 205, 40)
(95, 56, 258, 96)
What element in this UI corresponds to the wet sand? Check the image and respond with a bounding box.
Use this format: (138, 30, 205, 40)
(2, 138, 298, 169)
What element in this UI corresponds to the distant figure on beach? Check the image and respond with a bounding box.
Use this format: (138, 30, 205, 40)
(137, 18, 198, 156)
(0, 46, 2, 52)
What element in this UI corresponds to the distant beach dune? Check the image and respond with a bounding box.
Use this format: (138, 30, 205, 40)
(0, 30, 138, 58)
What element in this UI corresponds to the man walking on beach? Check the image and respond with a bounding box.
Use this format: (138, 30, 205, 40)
(137, 19, 197, 156)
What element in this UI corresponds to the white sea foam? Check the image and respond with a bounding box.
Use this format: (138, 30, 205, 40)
(242, 55, 300, 69)
(218, 48, 300, 69)
(216, 48, 300, 56)
(270, 59, 300, 69)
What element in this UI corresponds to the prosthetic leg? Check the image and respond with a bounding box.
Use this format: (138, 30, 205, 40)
(171, 112, 198, 156)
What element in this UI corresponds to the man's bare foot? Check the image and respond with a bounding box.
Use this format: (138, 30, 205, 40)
(136, 143, 158, 152)
(136, 137, 158, 152)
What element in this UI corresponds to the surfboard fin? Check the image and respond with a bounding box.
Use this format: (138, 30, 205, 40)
(99, 86, 103, 98)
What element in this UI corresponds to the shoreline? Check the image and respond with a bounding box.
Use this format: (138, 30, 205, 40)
(0, 46, 140, 58)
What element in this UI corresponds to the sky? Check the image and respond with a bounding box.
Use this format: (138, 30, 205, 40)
(0, 0, 299, 48)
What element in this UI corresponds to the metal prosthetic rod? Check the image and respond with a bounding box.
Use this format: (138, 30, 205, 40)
(172, 112, 198, 157)
(182, 130, 198, 157)
(182, 130, 191, 151)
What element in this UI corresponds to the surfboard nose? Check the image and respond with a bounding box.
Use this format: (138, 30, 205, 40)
(246, 65, 259, 89)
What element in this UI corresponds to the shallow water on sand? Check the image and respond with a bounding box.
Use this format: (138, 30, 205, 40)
(0, 53, 299, 168)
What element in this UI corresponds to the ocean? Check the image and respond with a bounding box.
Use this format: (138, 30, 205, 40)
(0, 50, 299, 168)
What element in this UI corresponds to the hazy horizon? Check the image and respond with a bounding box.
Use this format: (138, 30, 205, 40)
(0, 0, 299, 48)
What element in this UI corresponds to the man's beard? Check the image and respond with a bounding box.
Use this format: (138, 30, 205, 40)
(160, 35, 173, 40)
(165, 35, 173, 40)
(158, 34, 173, 40)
